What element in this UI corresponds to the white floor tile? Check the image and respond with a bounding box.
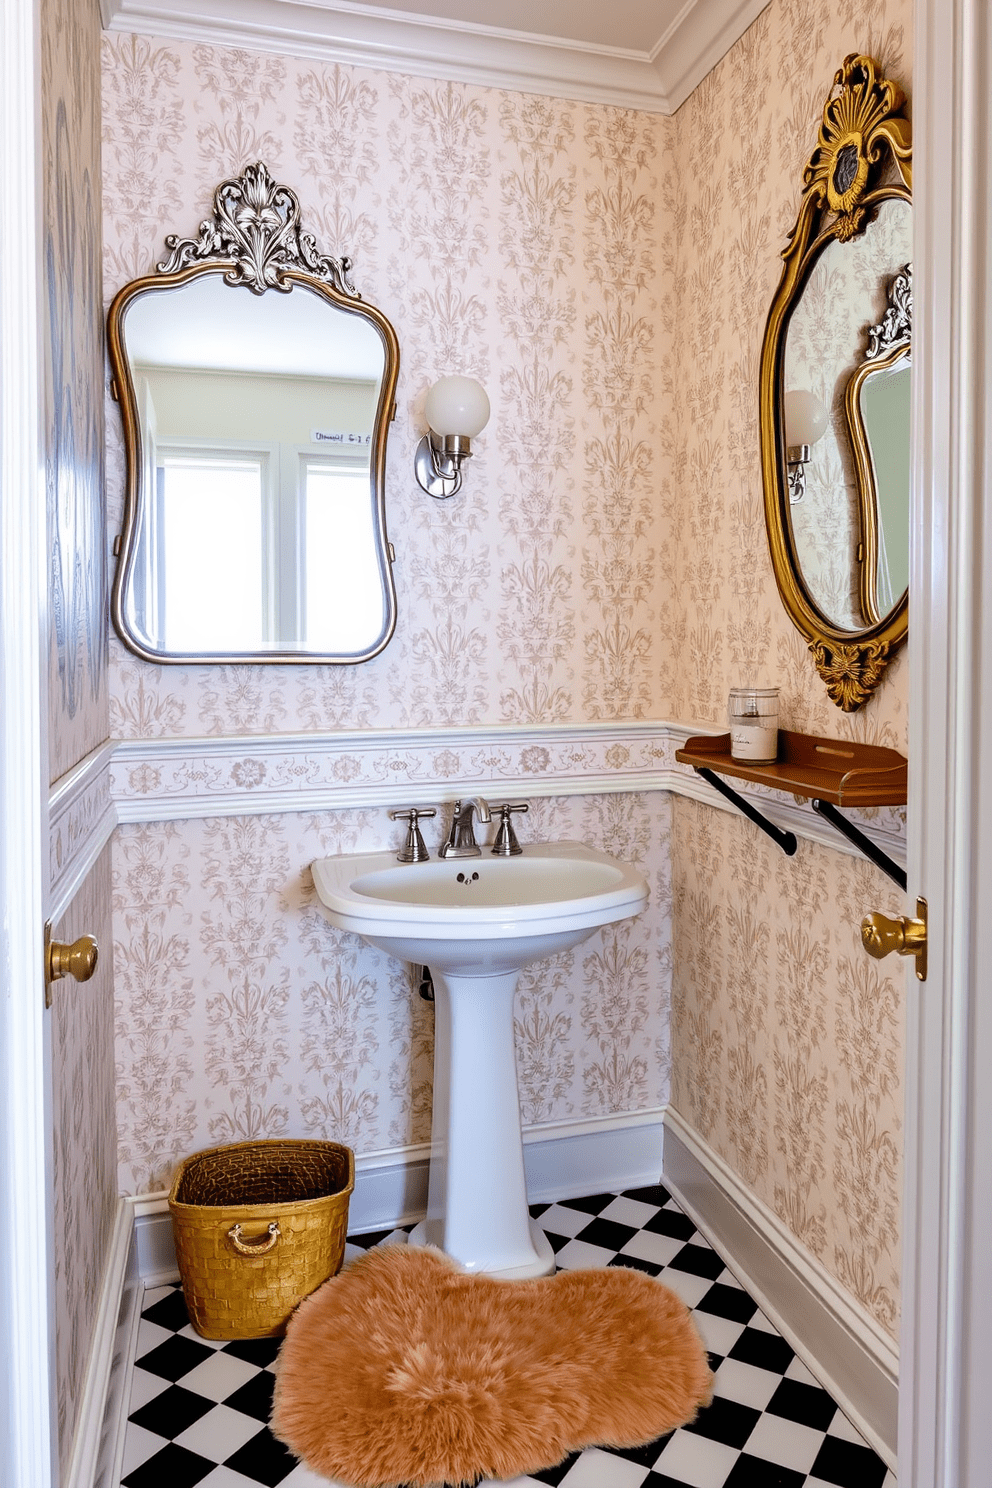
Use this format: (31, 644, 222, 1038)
(689, 1311, 745, 1357)
(140, 1284, 178, 1309)
(784, 1354, 822, 1387)
(825, 1408, 867, 1442)
(133, 1318, 174, 1359)
(712, 1356, 783, 1411)
(120, 1424, 169, 1477)
(126, 1366, 170, 1413)
(178, 1324, 228, 1350)
(553, 1237, 617, 1269)
(558, 1445, 649, 1486)
(538, 1203, 599, 1239)
(177, 1350, 262, 1401)
(653, 1428, 740, 1488)
(598, 1195, 662, 1228)
(196, 1466, 275, 1488)
(744, 1307, 778, 1333)
(743, 1411, 826, 1473)
(620, 1229, 685, 1268)
(174, 1403, 264, 1463)
(655, 1268, 714, 1310)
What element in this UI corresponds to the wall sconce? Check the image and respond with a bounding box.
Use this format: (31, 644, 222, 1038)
(414, 375, 490, 499)
(784, 389, 828, 503)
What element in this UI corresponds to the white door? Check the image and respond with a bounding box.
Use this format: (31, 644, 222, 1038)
(900, 0, 992, 1482)
(0, 3, 56, 1485)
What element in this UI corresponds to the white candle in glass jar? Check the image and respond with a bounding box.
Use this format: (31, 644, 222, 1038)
(728, 687, 779, 764)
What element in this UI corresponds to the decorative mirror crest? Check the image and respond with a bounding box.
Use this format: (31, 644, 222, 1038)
(865, 264, 912, 360)
(760, 55, 911, 711)
(802, 54, 912, 239)
(157, 162, 358, 297)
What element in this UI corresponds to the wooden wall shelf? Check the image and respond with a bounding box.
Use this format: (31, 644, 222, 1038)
(675, 731, 907, 807)
(675, 730, 908, 888)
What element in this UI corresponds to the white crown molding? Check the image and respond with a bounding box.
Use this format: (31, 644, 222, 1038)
(99, 0, 768, 114)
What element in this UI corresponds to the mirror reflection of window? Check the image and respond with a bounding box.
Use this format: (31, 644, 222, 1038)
(304, 459, 384, 649)
(861, 362, 911, 614)
(158, 452, 266, 651)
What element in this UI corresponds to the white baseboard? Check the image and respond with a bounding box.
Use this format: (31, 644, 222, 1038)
(63, 1200, 143, 1488)
(662, 1108, 898, 1469)
(128, 1109, 667, 1280)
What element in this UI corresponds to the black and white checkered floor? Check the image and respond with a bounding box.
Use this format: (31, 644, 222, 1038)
(119, 1184, 896, 1488)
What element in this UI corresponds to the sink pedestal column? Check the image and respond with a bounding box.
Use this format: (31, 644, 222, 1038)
(408, 967, 556, 1279)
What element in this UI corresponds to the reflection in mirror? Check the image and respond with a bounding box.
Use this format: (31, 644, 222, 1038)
(782, 196, 911, 631)
(758, 54, 911, 710)
(861, 360, 911, 614)
(109, 163, 399, 665)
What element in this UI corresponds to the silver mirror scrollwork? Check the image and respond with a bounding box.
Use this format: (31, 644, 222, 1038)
(109, 163, 400, 665)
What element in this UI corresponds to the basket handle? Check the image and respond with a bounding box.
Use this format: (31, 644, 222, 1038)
(228, 1221, 280, 1256)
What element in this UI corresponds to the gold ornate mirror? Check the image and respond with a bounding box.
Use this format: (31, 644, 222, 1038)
(108, 163, 400, 665)
(759, 56, 911, 710)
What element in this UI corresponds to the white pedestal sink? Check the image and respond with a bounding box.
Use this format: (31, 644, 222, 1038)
(311, 841, 648, 1279)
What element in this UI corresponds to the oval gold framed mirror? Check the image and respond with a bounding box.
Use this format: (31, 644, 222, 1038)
(759, 55, 911, 710)
(108, 162, 400, 666)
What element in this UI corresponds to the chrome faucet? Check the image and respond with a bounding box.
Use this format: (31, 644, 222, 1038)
(439, 797, 492, 858)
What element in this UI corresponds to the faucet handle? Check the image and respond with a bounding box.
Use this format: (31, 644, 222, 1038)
(491, 801, 529, 856)
(388, 806, 436, 863)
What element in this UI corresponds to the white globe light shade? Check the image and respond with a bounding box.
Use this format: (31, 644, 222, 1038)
(425, 376, 491, 438)
(784, 389, 829, 448)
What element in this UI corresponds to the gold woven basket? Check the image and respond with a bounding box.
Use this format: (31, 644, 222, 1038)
(168, 1139, 354, 1341)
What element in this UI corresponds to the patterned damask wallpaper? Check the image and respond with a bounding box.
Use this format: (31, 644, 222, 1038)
(666, 0, 912, 1342)
(46, 0, 108, 783)
(112, 793, 672, 1194)
(43, 0, 116, 1474)
(102, 0, 914, 1349)
(101, 33, 670, 736)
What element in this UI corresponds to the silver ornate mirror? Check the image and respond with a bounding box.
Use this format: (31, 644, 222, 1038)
(108, 163, 399, 665)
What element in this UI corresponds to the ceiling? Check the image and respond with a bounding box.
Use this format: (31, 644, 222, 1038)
(100, 0, 770, 113)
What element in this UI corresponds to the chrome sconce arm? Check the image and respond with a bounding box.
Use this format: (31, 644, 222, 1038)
(414, 375, 490, 500)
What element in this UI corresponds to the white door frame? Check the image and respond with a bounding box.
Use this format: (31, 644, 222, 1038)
(901, 0, 992, 1482)
(0, 0, 54, 1484)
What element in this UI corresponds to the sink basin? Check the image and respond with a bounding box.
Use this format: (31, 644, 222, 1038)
(311, 840, 648, 976)
(311, 840, 648, 1280)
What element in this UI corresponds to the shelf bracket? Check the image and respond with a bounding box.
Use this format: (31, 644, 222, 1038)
(811, 800, 907, 891)
(696, 768, 798, 856)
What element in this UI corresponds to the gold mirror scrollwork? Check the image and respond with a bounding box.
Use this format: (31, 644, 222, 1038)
(759, 55, 911, 710)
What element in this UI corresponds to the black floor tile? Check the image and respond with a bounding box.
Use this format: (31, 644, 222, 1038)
(682, 1394, 762, 1449)
(624, 1183, 672, 1207)
(222, 1370, 276, 1423)
(554, 1191, 618, 1215)
(122, 1442, 217, 1487)
(223, 1335, 282, 1368)
(722, 1454, 807, 1487)
(643, 1207, 697, 1240)
(667, 1242, 727, 1279)
(527, 1448, 582, 1483)
(141, 1290, 192, 1333)
(574, 1216, 639, 1251)
(223, 1427, 299, 1485)
(608, 1252, 662, 1276)
(810, 1434, 890, 1487)
(694, 1281, 759, 1324)
(765, 1376, 838, 1432)
(728, 1326, 794, 1375)
(129, 1385, 215, 1439)
(136, 1334, 214, 1381)
(601, 1430, 674, 1467)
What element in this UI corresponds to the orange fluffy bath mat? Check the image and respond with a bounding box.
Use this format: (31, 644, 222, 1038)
(271, 1243, 713, 1488)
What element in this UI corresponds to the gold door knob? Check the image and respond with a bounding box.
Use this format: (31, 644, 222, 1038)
(861, 897, 927, 981)
(46, 934, 99, 987)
